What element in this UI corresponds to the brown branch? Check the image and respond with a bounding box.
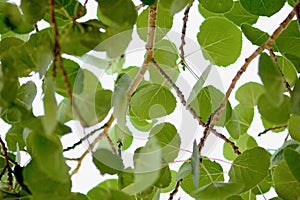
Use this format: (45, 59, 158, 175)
(168, 179, 183, 200)
(203, 2, 300, 150)
(117, 140, 123, 157)
(296, 5, 300, 31)
(103, 132, 117, 155)
(67, 115, 114, 176)
(49, 0, 87, 126)
(258, 125, 288, 136)
(269, 49, 292, 94)
(73, 0, 88, 21)
(136, 3, 145, 11)
(127, 1, 158, 97)
(179, 0, 195, 70)
(0, 136, 13, 190)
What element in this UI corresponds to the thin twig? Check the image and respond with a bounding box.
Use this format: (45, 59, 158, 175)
(136, 3, 145, 11)
(117, 140, 122, 157)
(73, 0, 88, 21)
(0, 136, 13, 190)
(179, 0, 195, 70)
(68, 115, 114, 176)
(103, 132, 117, 155)
(127, 1, 158, 97)
(258, 125, 288, 136)
(168, 179, 183, 200)
(49, 0, 87, 126)
(203, 2, 300, 151)
(269, 49, 292, 94)
(296, 5, 300, 31)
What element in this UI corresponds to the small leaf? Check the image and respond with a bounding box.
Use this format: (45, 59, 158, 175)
(240, 0, 285, 16)
(284, 149, 300, 183)
(291, 79, 300, 115)
(277, 56, 298, 87)
(93, 148, 124, 175)
(235, 82, 265, 107)
(16, 81, 37, 110)
(229, 147, 270, 193)
(155, 166, 171, 188)
(224, 2, 258, 26)
(191, 140, 199, 188)
(130, 84, 176, 120)
(241, 24, 269, 46)
(160, 0, 192, 14)
(197, 17, 242, 67)
(5, 126, 26, 152)
(161, 170, 177, 193)
(271, 140, 300, 165)
(21, 0, 48, 24)
(288, 115, 300, 142)
(199, 0, 233, 13)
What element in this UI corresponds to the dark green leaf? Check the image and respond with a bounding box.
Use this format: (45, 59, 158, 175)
(5, 126, 26, 152)
(241, 24, 269, 46)
(108, 125, 133, 151)
(161, 170, 177, 193)
(21, 0, 48, 24)
(130, 84, 176, 120)
(16, 81, 37, 110)
(291, 79, 300, 115)
(240, 0, 285, 16)
(191, 140, 199, 188)
(288, 114, 300, 142)
(154, 166, 171, 188)
(197, 17, 242, 66)
(229, 147, 270, 192)
(160, 0, 192, 14)
(271, 139, 300, 165)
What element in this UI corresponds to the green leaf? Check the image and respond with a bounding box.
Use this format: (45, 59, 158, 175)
(137, 6, 173, 41)
(112, 73, 131, 130)
(199, 0, 233, 13)
(240, 0, 285, 16)
(191, 182, 242, 200)
(273, 161, 300, 200)
(259, 53, 284, 106)
(189, 85, 232, 126)
(129, 115, 157, 132)
(191, 140, 199, 188)
(160, 0, 192, 14)
(25, 133, 70, 183)
(277, 56, 298, 87)
(16, 81, 37, 110)
(276, 21, 300, 62)
(161, 170, 177, 193)
(284, 149, 300, 183)
(141, 0, 155, 6)
(42, 77, 57, 135)
(149, 122, 181, 163)
(223, 134, 257, 161)
(229, 147, 270, 193)
(96, 0, 137, 27)
(236, 83, 265, 107)
(180, 159, 224, 194)
(154, 166, 171, 188)
(108, 125, 133, 151)
(258, 94, 291, 124)
(57, 98, 72, 124)
(93, 148, 124, 175)
(60, 20, 106, 56)
(241, 24, 269, 46)
(21, 0, 48, 24)
(122, 138, 161, 195)
(130, 84, 176, 120)
(226, 104, 254, 138)
(288, 115, 300, 142)
(251, 174, 272, 195)
(271, 140, 300, 165)
(5, 126, 26, 152)
(224, 2, 258, 26)
(291, 79, 300, 115)
(197, 17, 242, 67)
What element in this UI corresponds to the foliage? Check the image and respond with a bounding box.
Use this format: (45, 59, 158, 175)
(0, 0, 299, 199)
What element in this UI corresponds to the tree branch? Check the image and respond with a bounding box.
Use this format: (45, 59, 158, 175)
(49, 0, 87, 126)
(0, 136, 13, 190)
(258, 125, 288, 136)
(127, 1, 158, 97)
(168, 179, 182, 200)
(179, 0, 195, 70)
(72, 0, 88, 21)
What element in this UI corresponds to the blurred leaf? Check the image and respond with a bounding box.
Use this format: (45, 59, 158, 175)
(229, 147, 270, 193)
(5, 126, 26, 152)
(130, 83, 176, 120)
(129, 114, 157, 132)
(16, 81, 37, 110)
(108, 125, 133, 151)
(288, 114, 300, 142)
(161, 170, 177, 193)
(154, 166, 171, 189)
(258, 94, 291, 124)
(284, 149, 300, 183)
(197, 17, 242, 66)
(240, 0, 285, 16)
(191, 140, 199, 188)
(93, 148, 124, 175)
(160, 0, 192, 14)
(291, 79, 300, 115)
(271, 139, 300, 165)
(21, 0, 48, 24)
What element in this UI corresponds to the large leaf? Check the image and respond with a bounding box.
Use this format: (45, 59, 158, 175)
(240, 0, 285, 16)
(229, 147, 270, 193)
(189, 85, 232, 126)
(148, 122, 181, 163)
(199, 0, 233, 13)
(259, 53, 284, 106)
(273, 161, 300, 200)
(284, 149, 300, 183)
(130, 83, 176, 120)
(197, 17, 242, 67)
